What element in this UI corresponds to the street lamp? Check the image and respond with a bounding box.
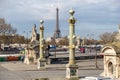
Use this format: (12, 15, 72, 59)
(88, 34, 98, 68)
(90, 34, 98, 68)
(66, 9, 79, 80)
(87, 34, 94, 53)
(95, 43, 98, 68)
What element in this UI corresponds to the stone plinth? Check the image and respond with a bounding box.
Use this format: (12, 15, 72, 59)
(66, 64, 79, 80)
(37, 59, 46, 69)
(24, 56, 30, 64)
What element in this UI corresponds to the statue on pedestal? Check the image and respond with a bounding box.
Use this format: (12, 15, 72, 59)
(29, 24, 39, 49)
(31, 24, 37, 42)
(24, 24, 40, 64)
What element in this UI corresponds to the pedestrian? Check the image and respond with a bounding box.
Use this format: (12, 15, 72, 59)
(47, 45, 50, 51)
(45, 48, 49, 59)
(21, 55, 24, 63)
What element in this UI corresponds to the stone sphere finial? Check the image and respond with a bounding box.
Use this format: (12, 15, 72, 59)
(68, 9, 76, 24)
(40, 20, 44, 25)
(69, 9, 75, 16)
(40, 20, 44, 30)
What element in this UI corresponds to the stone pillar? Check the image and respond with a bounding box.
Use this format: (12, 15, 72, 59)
(66, 9, 79, 80)
(37, 20, 46, 69)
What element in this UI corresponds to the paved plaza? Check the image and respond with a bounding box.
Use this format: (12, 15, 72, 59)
(0, 58, 103, 80)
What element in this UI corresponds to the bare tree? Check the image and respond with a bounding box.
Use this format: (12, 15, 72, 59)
(0, 18, 17, 35)
(99, 32, 117, 44)
(0, 18, 17, 44)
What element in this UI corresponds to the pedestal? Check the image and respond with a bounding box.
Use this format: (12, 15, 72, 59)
(24, 57, 30, 65)
(46, 58, 51, 64)
(66, 64, 79, 80)
(37, 59, 46, 69)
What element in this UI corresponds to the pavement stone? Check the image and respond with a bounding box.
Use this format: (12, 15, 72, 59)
(0, 58, 103, 80)
(0, 51, 104, 80)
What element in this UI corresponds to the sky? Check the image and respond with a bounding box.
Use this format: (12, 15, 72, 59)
(0, 0, 120, 39)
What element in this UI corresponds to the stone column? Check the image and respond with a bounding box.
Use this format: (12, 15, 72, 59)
(66, 9, 79, 80)
(37, 20, 46, 69)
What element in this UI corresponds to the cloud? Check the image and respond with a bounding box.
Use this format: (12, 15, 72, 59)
(1, 0, 119, 22)
(0, 0, 120, 39)
(0, 0, 57, 21)
(75, 22, 118, 39)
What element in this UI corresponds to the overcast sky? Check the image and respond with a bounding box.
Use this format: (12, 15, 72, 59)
(0, 0, 120, 39)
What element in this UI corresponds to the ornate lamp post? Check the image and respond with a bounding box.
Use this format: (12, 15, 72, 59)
(95, 43, 98, 68)
(66, 9, 79, 80)
(37, 20, 46, 69)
